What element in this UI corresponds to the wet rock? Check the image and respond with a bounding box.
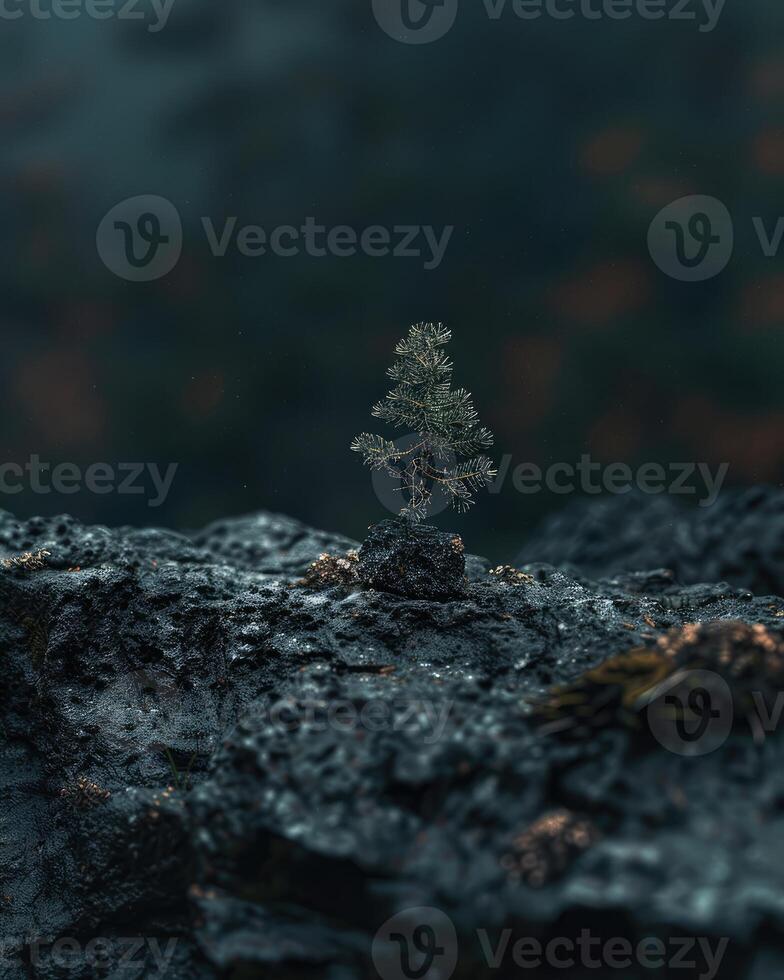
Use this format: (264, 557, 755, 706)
(1, 505, 784, 978)
(519, 486, 784, 597)
(356, 517, 466, 600)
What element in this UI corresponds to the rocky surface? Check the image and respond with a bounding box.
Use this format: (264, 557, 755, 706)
(1, 502, 784, 978)
(518, 486, 784, 599)
(356, 517, 466, 600)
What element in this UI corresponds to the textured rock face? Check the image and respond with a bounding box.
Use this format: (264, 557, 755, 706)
(519, 486, 784, 598)
(356, 517, 466, 600)
(1, 504, 784, 978)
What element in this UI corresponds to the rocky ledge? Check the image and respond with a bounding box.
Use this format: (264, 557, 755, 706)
(2, 496, 784, 979)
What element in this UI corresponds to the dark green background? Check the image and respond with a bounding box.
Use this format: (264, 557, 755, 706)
(1, 0, 782, 560)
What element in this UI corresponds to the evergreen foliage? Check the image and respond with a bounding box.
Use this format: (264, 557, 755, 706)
(352, 323, 497, 520)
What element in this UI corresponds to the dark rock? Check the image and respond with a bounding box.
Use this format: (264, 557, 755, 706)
(1, 504, 784, 978)
(356, 517, 466, 600)
(192, 511, 359, 576)
(519, 486, 784, 597)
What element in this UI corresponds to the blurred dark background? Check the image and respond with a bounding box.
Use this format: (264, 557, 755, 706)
(2, 0, 783, 561)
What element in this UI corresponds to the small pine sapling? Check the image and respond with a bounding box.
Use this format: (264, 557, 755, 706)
(351, 323, 497, 520)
